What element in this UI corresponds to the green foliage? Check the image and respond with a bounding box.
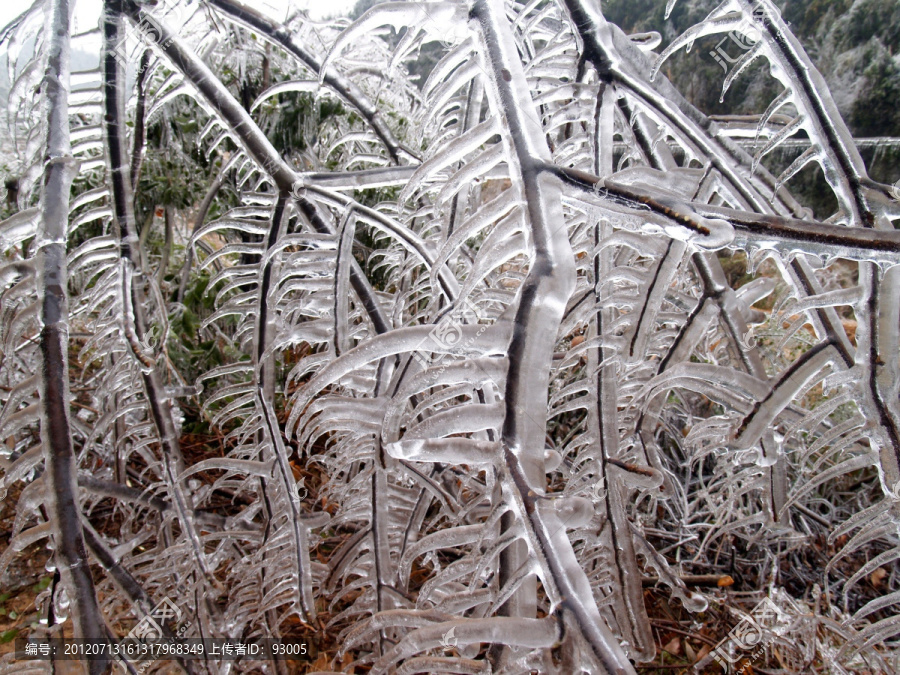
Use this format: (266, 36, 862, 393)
(603, 0, 780, 116)
(0, 586, 28, 640)
(32, 577, 52, 594)
(0, 166, 18, 222)
(353, 185, 399, 209)
(135, 109, 213, 220)
(763, 146, 840, 219)
(842, 0, 900, 52)
(782, 0, 852, 39)
(168, 272, 230, 385)
(351, 186, 400, 291)
(600, 0, 678, 34)
(717, 250, 754, 290)
(860, 144, 900, 190)
(257, 91, 346, 156)
(405, 40, 445, 87)
(851, 53, 900, 136)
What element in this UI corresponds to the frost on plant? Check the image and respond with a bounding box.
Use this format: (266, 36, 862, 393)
(1, 0, 900, 672)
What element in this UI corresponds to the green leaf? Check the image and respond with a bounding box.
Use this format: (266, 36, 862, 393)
(32, 577, 52, 593)
(0, 629, 18, 643)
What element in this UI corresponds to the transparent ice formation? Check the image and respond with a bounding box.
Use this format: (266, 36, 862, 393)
(1, 0, 899, 672)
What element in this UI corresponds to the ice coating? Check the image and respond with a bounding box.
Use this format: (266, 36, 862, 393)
(1, 0, 898, 670)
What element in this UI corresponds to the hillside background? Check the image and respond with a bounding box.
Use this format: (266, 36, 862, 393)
(601, 0, 900, 215)
(351, 0, 900, 218)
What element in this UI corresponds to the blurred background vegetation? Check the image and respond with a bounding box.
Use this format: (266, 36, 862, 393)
(602, 0, 900, 217)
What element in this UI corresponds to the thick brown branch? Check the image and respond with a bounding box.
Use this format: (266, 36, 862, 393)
(554, 165, 900, 261)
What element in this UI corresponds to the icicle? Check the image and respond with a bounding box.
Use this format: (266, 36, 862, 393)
(0, 208, 39, 249)
(386, 438, 500, 464)
(320, 2, 470, 86)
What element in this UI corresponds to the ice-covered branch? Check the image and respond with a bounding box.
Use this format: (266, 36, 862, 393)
(121, 0, 393, 334)
(472, 0, 633, 671)
(556, 166, 900, 263)
(205, 0, 419, 164)
(253, 191, 316, 622)
(103, 0, 218, 588)
(36, 0, 108, 664)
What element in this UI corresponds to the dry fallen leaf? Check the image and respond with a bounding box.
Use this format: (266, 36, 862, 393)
(309, 652, 333, 670)
(684, 639, 696, 661)
(663, 636, 682, 656)
(696, 643, 712, 662)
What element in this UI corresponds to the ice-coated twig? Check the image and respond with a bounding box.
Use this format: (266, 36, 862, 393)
(36, 0, 108, 667)
(205, 0, 419, 164)
(472, 0, 634, 671)
(253, 191, 316, 622)
(556, 166, 900, 263)
(122, 0, 393, 335)
(129, 49, 151, 188)
(103, 0, 218, 590)
(586, 218, 657, 661)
